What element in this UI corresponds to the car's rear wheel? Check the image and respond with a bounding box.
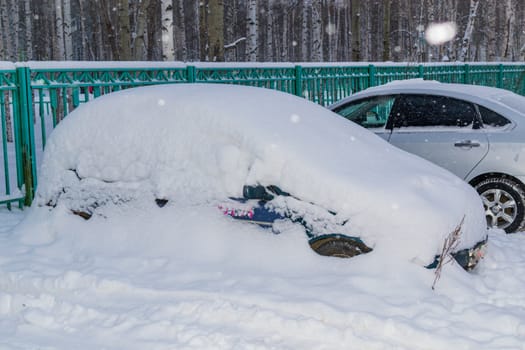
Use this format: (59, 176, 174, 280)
(309, 235, 372, 258)
(474, 177, 525, 233)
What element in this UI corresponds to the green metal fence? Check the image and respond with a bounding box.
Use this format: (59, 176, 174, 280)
(1, 61, 525, 208)
(0, 66, 26, 208)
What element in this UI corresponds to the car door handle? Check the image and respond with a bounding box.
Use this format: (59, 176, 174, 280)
(454, 140, 480, 148)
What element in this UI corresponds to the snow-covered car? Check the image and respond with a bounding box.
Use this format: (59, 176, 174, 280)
(329, 79, 525, 233)
(37, 83, 488, 270)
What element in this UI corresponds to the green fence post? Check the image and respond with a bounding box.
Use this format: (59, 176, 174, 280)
(294, 65, 303, 97)
(15, 66, 36, 206)
(0, 93, 11, 209)
(187, 65, 196, 83)
(368, 64, 377, 87)
(463, 64, 470, 84)
(418, 64, 425, 79)
(497, 64, 504, 89)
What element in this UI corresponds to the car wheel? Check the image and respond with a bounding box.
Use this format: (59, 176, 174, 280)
(474, 177, 525, 233)
(309, 235, 372, 258)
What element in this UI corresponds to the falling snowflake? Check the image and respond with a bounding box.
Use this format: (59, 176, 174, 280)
(425, 22, 457, 45)
(290, 114, 300, 123)
(325, 23, 336, 36)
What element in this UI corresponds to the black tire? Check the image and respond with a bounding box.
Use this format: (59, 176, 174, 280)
(309, 236, 372, 258)
(474, 177, 525, 233)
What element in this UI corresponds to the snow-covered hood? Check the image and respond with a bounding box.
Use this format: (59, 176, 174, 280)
(36, 83, 488, 263)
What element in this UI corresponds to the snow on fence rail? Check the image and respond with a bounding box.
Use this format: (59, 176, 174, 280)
(1, 61, 525, 208)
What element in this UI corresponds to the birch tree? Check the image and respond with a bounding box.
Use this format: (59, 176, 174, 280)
(502, 0, 516, 60)
(445, 0, 457, 61)
(161, 0, 174, 60)
(55, 0, 65, 59)
(458, 0, 480, 62)
(311, 0, 322, 61)
(265, 0, 274, 62)
(301, 0, 309, 61)
(246, 0, 257, 61)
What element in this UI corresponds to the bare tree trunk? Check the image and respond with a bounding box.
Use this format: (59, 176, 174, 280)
(208, 0, 224, 61)
(24, 0, 33, 60)
(223, 0, 235, 60)
(9, 0, 19, 60)
(118, 0, 131, 60)
(414, 0, 425, 62)
(133, 0, 150, 60)
(366, 1, 373, 60)
(246, 0, 257, 61)
(173, 0, 187, 60)
(265, 0, 274, 62)
(426, 0, 436, 61)
(301, 0, 309, 61)
(93, 2, 107, 59)
(78, 0, 88, 59)
(351, 0, 360, 61)
(311, 0, 322, 61)
(199, 1, 208, 60)
(484, 1, 496, 61)
(63, 0, 72, 59)
(280, 2, 289, 61)
(459, 0, 480, 62)
(0, 0, 9, 59)
(503, 0, 516, 60)
(98, 0, 119, 60)
(334, 4, 341, 61)
(0, 18, 3, 59)
(161, 0, 174, 60)
(445, 0, 457, 61)
(55, 0, 65, 59)
(146, 0, 163, 60)
(383, 0, 391, 61)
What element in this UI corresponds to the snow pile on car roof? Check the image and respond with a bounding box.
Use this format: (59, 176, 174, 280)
(36, 83, 487, 263)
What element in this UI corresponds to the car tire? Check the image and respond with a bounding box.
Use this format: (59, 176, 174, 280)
(474, 177, 525, 233)
(309, 236, 372, 258)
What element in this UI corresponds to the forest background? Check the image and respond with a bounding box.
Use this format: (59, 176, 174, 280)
(0, 0, 524, 64)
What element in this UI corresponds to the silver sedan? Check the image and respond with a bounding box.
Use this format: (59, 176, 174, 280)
(330, 79, 525, 233)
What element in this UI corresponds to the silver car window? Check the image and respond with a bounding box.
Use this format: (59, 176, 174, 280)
(333, 95, 396, 129)
(394, 95, 477, 129)
(478, 105, 511, 128)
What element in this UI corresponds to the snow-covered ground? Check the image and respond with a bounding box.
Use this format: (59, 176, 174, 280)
(1, 206, 525, 349)
(1, 83, 524, 349)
